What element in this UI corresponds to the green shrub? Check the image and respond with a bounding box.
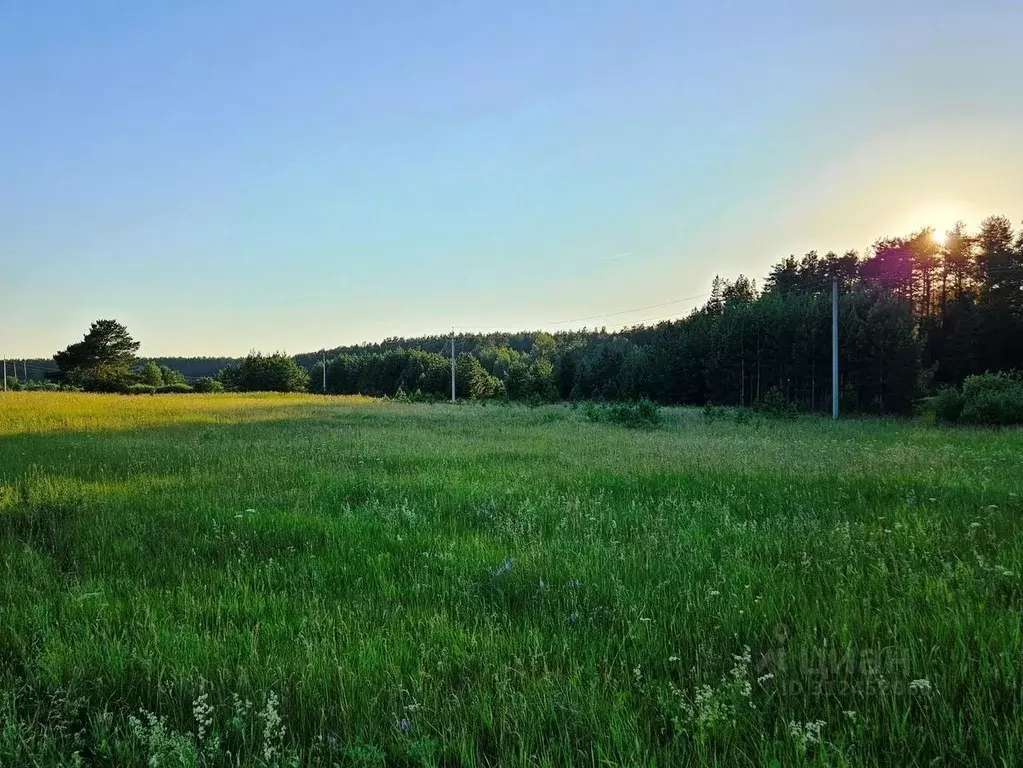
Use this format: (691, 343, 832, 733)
(960, 373, 1023, 426)
(396, 385, 440, 403)
(124, 384, 157, 395)
(617, 399, 661, 428)
(962, 372, 1020, 399)
(934, 372, 1023, 427)
(584, 400, 662, 428)
(961, 391, 1021, 426)
(155, 383, 194, 394)
(20, 380, 63, 392)
(702, 404, 728, 423)
(754, 387, 798, 420)
(192, 377, 224, 393)
(408, 388, 437, 404)
(733, 407, 754, 425)
(932, 388, 966, 424)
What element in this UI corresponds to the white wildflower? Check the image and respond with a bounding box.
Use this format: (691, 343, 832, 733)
(192, 690, 214, 744)
(909, 678, 932, 694)
(789, 719, 826, 752)
(730, 647, 753, 698)
(259, 691, 286, 763)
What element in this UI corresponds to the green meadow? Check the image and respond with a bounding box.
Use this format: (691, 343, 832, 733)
(1, 392, 1021, 766)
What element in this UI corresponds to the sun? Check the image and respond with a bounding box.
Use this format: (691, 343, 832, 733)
(899, 202, 972, 247)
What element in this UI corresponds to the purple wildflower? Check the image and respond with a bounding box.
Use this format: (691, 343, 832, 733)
(398, 718, 412, 736)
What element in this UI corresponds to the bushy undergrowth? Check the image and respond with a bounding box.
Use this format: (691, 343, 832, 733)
(193, 377, 225, 394)
(124, 383, 157, 395)
(155, 383, 195, 394)
(754, 387, 799, 420)
(934, 372, 1023, 426)
(702, 404, 729, 423)
(394, 386, 445, 404)
(583, 399, 662, 428)
(7, 380, 77, 392)
(124, 383, 196, 395)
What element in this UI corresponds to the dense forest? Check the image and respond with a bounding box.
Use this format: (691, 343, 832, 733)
(11, 215, 1021, 415)
(305, 216, 1023, 414)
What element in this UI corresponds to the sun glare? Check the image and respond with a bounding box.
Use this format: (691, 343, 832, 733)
(897, 202, 973, 248)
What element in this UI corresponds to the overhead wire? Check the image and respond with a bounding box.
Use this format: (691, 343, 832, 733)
(454, 290, 713, 331)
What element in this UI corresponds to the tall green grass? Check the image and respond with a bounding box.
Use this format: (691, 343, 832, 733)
(1, 393, 1021, 766)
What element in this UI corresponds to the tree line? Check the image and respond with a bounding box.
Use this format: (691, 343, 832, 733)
(31, 214, 1022, 414)
(312, 215, 1022, 414)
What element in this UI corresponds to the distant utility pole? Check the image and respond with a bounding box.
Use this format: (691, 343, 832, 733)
(2, 359, 6, 392)
(450, 329, 456, 403)
(832, 277, 839, 420)
(321, 349, 326, 392)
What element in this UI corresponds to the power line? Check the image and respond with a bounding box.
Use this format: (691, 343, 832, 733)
(449, 276, 846, 337)
(604, 307, 701, 330)
(454, 290, 713, 331)
(596, 278, 842, 332)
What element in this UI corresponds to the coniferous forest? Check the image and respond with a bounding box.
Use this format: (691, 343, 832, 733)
(292, 217, 1022, 414)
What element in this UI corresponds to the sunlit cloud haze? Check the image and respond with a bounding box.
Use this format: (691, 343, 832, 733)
(2, 0, 1022, 357)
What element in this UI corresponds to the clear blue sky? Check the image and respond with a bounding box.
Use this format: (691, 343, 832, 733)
(3, 0, 1022, 357)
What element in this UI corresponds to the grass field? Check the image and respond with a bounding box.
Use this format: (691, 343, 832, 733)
(1, 392, 1021, 766)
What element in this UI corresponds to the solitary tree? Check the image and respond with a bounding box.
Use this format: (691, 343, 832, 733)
(53, 319, 141, 391)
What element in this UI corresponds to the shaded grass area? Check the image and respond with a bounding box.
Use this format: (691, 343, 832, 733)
(0, 393, 1022, 766)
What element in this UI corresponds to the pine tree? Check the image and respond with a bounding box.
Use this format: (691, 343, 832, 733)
(52, 319, 141, 391)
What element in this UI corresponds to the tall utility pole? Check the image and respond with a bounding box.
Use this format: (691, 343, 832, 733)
(832, 277, 839, 420)
(321, 350, 326, 392)
(23, 361, 28, 382)
(2, 359, 6, 392)
(450, 329, 456, 403)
